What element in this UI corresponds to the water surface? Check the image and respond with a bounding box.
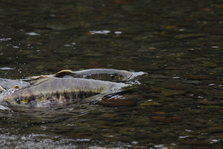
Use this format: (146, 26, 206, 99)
(0, 0, 223, 148)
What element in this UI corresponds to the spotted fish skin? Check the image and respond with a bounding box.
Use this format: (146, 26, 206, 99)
(2, 77, 129, 107)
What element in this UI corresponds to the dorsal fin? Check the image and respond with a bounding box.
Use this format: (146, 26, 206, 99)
(30, 77, 51, 86)
(55, 69, 73, 78)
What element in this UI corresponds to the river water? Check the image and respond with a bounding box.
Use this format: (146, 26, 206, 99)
(0, 0, 223, 148)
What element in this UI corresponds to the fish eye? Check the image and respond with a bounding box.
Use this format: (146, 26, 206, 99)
(15, 98, 21, 104)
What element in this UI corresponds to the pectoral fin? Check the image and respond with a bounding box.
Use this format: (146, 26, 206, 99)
(0, 85, 5, 92)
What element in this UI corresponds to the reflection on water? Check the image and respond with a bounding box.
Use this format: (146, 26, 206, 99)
(89, 30, 111, 35)
(26, 32, 40, 36)
(0, 67, 14, 71)
(0, 0, 223, 148)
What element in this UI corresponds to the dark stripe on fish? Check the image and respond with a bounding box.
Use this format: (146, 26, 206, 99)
(14, 90, 99, 107)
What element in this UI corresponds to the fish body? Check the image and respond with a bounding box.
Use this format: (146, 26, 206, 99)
(1, 77, 128, 107)
(0, 69, 145, 108)
(59, 68, 145, 82)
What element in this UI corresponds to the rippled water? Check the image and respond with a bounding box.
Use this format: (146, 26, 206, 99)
(0, 0, 223, 148)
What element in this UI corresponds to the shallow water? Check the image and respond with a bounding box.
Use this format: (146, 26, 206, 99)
(0, 0, 223, 148)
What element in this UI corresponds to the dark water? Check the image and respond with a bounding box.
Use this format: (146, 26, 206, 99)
(0, 0, 223, 148)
